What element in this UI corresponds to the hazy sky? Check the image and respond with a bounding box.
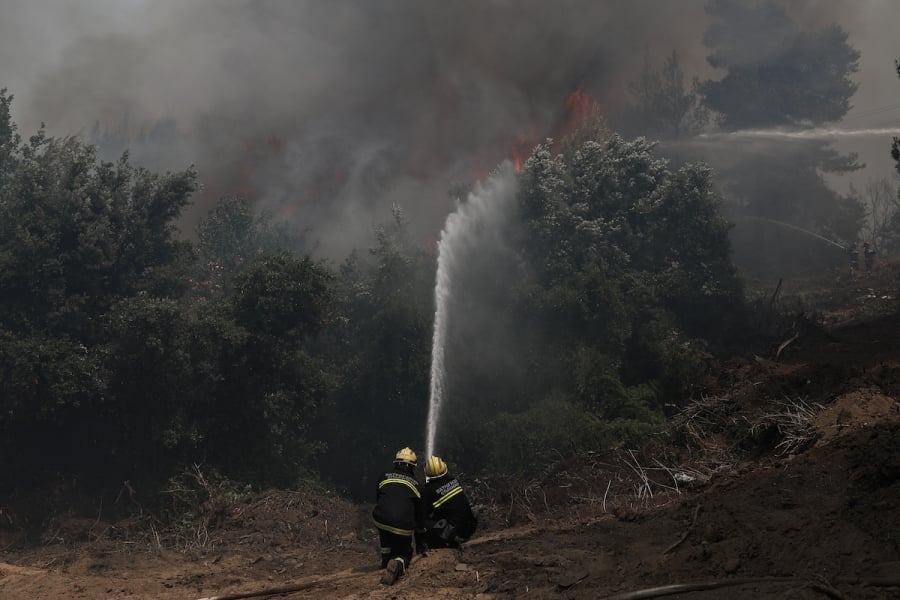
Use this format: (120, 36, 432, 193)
(2, 0, 899, 254)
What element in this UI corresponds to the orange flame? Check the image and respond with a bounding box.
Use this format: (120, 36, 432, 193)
(555, 85, 600, 147)
(506, 86, 599, 171)
(511, 143, 528, 172)
(564, 86, 594, 126)
(510, 127, 538, 171)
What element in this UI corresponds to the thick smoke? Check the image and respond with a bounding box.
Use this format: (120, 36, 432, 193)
(1, 1, 898, 255)
(2, 0, 714, 255)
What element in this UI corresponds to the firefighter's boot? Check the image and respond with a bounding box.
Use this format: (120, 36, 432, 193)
(380, 558, 403, 585)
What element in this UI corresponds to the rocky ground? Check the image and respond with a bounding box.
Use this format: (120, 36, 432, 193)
(2, 264, 899, 599)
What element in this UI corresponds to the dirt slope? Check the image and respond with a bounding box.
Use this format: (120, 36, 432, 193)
(2, 268, 899, 599)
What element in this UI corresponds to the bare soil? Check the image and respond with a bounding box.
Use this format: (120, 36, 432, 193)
(2, 266, 899, 599)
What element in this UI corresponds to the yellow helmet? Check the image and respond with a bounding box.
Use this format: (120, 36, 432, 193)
(394, 447, 417, 466)
(424, 455, 448, 478)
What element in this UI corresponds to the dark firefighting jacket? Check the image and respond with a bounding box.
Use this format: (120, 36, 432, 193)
(422, 475, 477, 540)
(372, 468, 425, 536)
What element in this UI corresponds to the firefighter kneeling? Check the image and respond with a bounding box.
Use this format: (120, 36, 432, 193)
(420, 455, 478, 550)
(372, 447, 425, 585)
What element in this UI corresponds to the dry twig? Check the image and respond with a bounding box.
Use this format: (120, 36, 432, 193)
(776, 332, 800, 358)
(757, 397, 821, 455)
(661, 504, 701, 555)
(623, 451, 652, 501)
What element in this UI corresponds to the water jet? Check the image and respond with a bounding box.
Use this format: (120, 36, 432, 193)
(425, 164, 517, 457)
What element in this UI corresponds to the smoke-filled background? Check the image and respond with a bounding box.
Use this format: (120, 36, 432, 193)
(3, 0, 897, 257)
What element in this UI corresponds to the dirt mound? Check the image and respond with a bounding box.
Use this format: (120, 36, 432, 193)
(813, 388, 900, 446)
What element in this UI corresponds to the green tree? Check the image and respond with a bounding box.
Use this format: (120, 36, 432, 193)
(321, 207, 433, 496)
(194, 195, 306, 300)
(445, 129, 746, 475)
(101, 294, 196, 478)
(888, 59, 900, 252)
(700, 1, 859, 129)
(0, 91, 198, 490)
(0, 89, 20, 183)
(198, 252, 334, 485)
(856, 178, 898, 254)
(0, 134, 196, 340)
(622, 51, 709, 139)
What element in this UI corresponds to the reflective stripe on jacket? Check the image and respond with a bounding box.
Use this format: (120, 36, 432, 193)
(372, 470, 424, 536)
(422, 476, 477, 540)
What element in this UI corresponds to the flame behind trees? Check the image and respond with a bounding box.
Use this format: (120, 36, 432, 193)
(507, 86, 601, 172)
(561, 86, 596, 136)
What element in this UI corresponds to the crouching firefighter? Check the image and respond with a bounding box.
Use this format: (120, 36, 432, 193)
(372, 447, 426, 585)
(421, 455, 478, 549)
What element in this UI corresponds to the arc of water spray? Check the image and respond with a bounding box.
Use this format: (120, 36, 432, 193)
(700, 126, 900, 141)
(425, 165, 517, 458)
(735, 215, 847, 250)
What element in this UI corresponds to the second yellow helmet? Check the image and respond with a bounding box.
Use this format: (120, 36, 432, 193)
(424, 455, 448, 478)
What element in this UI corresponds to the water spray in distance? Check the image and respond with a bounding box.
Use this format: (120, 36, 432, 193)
(699, 126, 900, 141)
(734, 215, 847, 250)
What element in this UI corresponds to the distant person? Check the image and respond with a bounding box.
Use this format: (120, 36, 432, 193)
(848, 241, 860, 275)
(372, 447, 425, 585)
(863, 242, 876, 274)
(420, 456, 478, 550)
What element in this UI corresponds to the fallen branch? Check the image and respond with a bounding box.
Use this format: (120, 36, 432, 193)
(769, 278, 783, 307)
(601, 576, 900, 600)
(556, 570, 589, 590)
(661, 504, 701, 555)
(808, 582, 849, 600)
(601, 577, 802, 600)
(833, 576, 900, 587)
(197, 580, 321, 600)
(776, 332, 800, 358)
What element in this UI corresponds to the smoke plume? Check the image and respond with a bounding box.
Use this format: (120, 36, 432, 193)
(1, 0, 897, 255)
